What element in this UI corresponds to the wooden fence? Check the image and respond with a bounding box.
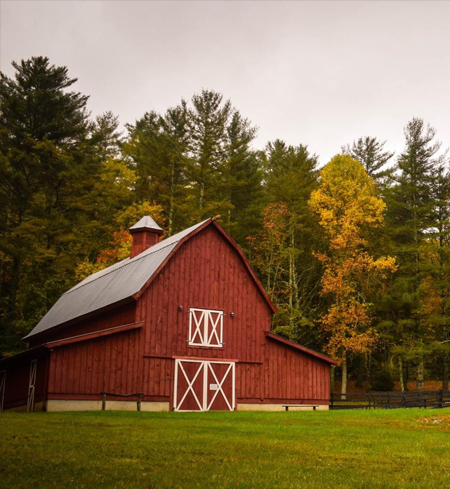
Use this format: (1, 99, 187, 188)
(330, 390, 450, 410)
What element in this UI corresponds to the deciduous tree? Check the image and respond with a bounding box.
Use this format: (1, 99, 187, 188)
(309, 155, 397, 394)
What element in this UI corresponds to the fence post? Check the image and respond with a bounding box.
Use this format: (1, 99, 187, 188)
(438, 390, 443, 409)
(368, 392, 371, 410)
(102, 392, 106, 411)
(401, 391, 405, 408)
(137, 394, 142, 412)
(330, 392, 334, 409)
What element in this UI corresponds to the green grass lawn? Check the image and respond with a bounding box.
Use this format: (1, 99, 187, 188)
(2, 408, 450, 489)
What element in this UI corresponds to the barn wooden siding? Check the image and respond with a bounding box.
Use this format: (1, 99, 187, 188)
(47, 328, 142, 401)
(140, 225, 273, 404)
(43, 226, 275, 405)
(263, 338, 330, 404)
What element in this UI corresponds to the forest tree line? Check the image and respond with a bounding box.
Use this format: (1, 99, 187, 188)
(1, 56, 450, 394)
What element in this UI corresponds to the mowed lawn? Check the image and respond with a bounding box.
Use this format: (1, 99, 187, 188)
(2, 409, 450, 489)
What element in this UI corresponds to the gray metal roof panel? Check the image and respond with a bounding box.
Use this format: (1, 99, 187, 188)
(25, 219, 209, 339)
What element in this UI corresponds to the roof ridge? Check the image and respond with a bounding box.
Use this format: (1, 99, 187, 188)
(64, 240, 178, 296)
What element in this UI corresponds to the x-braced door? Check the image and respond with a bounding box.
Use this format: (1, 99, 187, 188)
(0, 370, 6, 412)
(27, 359, 37, 413)
(173, 359, 235, 411)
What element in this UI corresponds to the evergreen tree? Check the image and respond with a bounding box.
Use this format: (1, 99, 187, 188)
(426, 163, 450, 389)
(342, 136, 394, 183)
(384, 118, 443, 390)
(90, 111, 122, 161)
(222, 111, 264, 246)
(249, 140, 321, 346)
(187, 89, 232, 219)
(124, 102, 190, 235)
(125, 91, 263, 243)
(0, 57, 129, 355)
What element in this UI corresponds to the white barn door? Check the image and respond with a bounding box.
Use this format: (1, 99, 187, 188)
(173, 359, 235, 411)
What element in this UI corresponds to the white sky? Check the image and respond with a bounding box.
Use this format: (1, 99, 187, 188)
(1, 0, 449, 165)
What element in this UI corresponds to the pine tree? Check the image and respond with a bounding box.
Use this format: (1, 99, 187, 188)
(124, 102, 191, 235)
(90, 111, 122, 161)
(222, 111, 264, 246)
(426, 163, 450, 389)
(187, 90, 232, 219)
(0, 57, 128, 355)
(342, 136, 394, 183)
(384, 118, 444, 390)
(249, 140, 321, 346)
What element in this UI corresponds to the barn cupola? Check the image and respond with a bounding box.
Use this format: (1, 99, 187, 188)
(129, 216, 163, 258)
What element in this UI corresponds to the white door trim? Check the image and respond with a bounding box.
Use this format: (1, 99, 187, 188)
(188, 308, 224, 347)
(27, 359, 37, 413)
(173, 359, 235, 412)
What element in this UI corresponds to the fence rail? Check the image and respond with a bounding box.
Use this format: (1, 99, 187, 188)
(330, 390, 450, 410)
(100, 391, 143, 411)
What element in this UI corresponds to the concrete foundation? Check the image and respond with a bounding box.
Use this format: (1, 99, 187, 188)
(237, 403, 329, 411)
(45, 400, 170, 412)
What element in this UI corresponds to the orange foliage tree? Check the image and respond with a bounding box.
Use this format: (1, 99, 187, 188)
(309, 155, 397, 394)
(75, 202, 165, 280)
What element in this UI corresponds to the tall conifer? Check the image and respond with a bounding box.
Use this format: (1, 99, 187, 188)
(384, 118, 443, 390)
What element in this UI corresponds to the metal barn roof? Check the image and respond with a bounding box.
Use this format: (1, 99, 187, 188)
(25, 220, 208, 339)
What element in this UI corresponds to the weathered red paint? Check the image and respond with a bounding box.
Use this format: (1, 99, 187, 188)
(1, 221, 334, 411)
(130, 227, 163, 258)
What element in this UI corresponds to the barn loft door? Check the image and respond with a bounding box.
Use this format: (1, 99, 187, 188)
(188, 308, 224, 347)
(0, 370, 6, 412)
(173, 359, 235, 412)
(27, 359, 37, 413)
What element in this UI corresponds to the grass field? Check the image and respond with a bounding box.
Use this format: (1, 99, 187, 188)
(2, 408, 450, 488)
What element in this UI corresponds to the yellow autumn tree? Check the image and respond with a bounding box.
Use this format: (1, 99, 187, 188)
(308, 155, 397, 394)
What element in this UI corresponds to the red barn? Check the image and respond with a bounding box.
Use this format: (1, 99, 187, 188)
(0, 217, 335, 412)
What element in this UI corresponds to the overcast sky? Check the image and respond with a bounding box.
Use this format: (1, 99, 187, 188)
(1, 1, 449, 164)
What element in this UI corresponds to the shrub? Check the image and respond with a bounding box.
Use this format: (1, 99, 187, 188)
(371, 367, 395, 391)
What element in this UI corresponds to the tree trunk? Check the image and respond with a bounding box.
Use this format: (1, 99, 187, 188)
(443, 352, 449, 392)
(341, 353, 347, 397)
(417, 357, 424, 391)
(199, 183, 204, 210)
(8, 255, 21, 318)
(167, 161, 175, 236)
(288, 228, 295, 329)
(356, 354, 365, 388)
(399, 356, 405, 392)
(404, 360, 409, 391)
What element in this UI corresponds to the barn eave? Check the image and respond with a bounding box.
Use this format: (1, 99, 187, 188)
(265, 331, 337, 365)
